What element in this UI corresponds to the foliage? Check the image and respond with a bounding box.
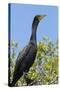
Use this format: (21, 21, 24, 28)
(9, 36, 58, 86)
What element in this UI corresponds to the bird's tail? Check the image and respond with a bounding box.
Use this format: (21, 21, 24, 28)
(8, 80, 16, 87)
(8, 75, 22, 87)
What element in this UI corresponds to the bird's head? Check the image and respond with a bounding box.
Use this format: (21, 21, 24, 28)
(34, 15, 46, 22)
(32, 15, 46, 31)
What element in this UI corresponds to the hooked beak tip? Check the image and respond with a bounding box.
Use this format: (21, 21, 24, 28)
(43, 15, 47, 18)
(40, 15, 47, 20)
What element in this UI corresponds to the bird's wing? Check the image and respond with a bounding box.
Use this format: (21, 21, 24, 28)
(16, 43, 32, 64)
(13, 43, 33, 76)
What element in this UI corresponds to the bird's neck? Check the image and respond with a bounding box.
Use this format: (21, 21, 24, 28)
(30, 21, 39, 43)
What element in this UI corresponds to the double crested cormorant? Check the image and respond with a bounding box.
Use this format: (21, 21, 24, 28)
(10, 15, 46, 86)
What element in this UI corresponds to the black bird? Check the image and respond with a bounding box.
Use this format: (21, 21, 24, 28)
(10, 15, 46, 86)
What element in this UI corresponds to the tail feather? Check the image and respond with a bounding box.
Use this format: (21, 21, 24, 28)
(8, 80, 16, 87)
(8, 73, 22, 87)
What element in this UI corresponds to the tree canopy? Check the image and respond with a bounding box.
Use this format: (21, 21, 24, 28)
(9, 36, 58, 86)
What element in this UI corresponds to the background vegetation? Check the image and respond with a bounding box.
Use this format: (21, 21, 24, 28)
(9, 36, 58, 86)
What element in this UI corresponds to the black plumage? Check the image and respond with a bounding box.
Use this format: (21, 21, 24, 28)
(10, 15, 46, 86)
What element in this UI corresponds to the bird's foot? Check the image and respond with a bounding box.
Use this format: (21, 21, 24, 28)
(23, 72, 35, 86)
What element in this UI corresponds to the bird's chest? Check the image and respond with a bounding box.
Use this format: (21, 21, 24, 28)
(25, 45, 37, 67)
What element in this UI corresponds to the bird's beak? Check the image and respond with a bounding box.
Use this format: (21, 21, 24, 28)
(38, 15, 47, 21)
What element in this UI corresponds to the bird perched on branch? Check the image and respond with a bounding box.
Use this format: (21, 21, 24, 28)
(9, 15, 46, 86)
